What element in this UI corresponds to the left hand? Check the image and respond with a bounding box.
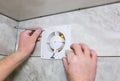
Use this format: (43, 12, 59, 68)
(17, 28, 42, 57)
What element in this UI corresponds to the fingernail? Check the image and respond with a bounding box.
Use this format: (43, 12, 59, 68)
(36, 28, 42, 32)
(79, 43, 83, 45)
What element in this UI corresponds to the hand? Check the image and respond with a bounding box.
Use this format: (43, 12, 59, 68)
(17, 28, 42, 57)
(62, 43, 97, 81)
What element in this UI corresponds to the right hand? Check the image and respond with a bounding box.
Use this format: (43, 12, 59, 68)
(62, 43, 97, 81)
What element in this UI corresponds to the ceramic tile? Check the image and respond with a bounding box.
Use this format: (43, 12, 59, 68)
(18, 3, 120, 56)
(0, 14, 18, 55)
(96, 57, 120, 81)
(7, 57, 120, 81)
(1, 2, 120, 81)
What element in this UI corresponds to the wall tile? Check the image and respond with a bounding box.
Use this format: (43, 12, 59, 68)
(18, 3, 120, 56)
(0, 14, 18, 55)
(9, 57, 120, 81)
(0, 2, 120, 81)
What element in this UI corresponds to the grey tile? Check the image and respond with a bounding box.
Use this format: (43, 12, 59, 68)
(0, 14, 18, 55)
(96, 57, 120, 81)
(1, 2, 120, 81)
(8, 57, 120, 81)
(18, 3, 120, 56)
(11, 57, 68, 81)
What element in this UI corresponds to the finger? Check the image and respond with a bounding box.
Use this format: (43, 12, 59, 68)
(37, 37, 41, 41)
(38, 35, 42, 38)
(62, 57, 68, 70)
(31, 29, 42, 41)
(65, 50, 74, 63)
(40, 34, 42, 37)
(70, 43, 83, 56)
(80, 43, 90, 57)
(21, 30, 32, 36)
(90, 49, 97, 63)
(37, 34, 42, 40)
(29, 26, 43, 33)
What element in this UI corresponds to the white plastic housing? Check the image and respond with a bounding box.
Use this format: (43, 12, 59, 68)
(41, 25, 71, 59)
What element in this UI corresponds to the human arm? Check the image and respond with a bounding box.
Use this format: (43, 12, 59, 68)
(0, 28, 42, 81)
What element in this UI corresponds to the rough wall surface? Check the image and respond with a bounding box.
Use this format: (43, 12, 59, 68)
(0, 14, 18, 81)
(0, 2, 120, 81)
(18, 3, 120, 56)
(0, 14, 18, 55)
(15, 3, 120, 81)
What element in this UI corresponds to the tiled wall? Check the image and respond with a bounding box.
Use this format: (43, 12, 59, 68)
(19, 3, 120, 56)
(0, 15, 18, 55)
(0, 14, 18, 81)
(0, 2, 120, 81)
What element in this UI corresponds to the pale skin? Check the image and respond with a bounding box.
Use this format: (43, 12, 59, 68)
(0, 27, 97, 81)
(62, 43, 97, 81)
(0, 28, 42, 81)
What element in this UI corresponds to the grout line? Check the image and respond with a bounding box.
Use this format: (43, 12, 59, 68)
(0, 54, 41, 57)
(0, 12, 19, 22)
(1, 53, 120, 58)
(98, 56, 120, 57)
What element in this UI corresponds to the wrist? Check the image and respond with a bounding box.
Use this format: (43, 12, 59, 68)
(14, 50, 30, 61)
(69, 77, 89, 81)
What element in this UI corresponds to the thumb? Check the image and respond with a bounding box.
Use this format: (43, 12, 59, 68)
(20, 30, 32, 37)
